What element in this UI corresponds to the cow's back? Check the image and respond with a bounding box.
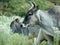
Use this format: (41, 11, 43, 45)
(48, 5, 60, 30)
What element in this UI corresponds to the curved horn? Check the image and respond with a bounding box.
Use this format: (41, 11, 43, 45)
(29, 1, 36, 10)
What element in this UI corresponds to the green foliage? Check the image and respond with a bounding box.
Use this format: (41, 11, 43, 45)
(0, 32, 33, 45)
(0, 32, 9, 45)
(48, 0, 60, 5)
(0, 0, 54, 17)
(32, 0, 53, 10)
(8, 0, 30, 17)
(6, 34, 33, 45)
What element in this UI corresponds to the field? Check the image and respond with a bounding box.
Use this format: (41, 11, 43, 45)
(0, 16, 60, 45)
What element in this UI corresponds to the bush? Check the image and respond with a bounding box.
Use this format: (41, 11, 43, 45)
(0, 0, 53, 17)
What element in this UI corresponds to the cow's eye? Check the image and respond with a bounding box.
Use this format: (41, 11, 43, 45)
(29, 12, 33, 15)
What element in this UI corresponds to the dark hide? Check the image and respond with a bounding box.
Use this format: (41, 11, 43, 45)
(10, 20, 29, 35)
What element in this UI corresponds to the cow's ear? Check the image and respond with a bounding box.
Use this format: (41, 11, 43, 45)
(31, 2, 36, 8)
(36, 5, 39, 9)
(29, 1, 36, 10)
(32, 5, 39, 12)
(32, 2, 39, 9)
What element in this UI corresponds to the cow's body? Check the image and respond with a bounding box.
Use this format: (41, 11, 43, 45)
(22, 2, 60, 45)
(33, 9, 55, 45)
(33, 6, 60, 45)
(48, 5, 60, 29)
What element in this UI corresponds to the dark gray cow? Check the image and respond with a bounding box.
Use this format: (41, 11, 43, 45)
(10, 18, 29, 35)
(10, 18, 23, 34)
(22, 2, 60, 45)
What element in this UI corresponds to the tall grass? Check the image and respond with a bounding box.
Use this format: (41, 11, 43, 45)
(0, 32, 33, 45)
(54, 31, 60, 45)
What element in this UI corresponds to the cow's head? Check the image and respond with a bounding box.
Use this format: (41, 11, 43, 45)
(22, 2, 39, 27)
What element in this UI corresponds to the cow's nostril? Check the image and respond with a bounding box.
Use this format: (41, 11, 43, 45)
(20, 23, 26, 28)
(20, 24, 23, 27)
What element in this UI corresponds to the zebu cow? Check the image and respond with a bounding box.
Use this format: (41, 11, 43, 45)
(10, 18, 29, 35)
(10, 18, 22, 34)
(22, 2, 60, 45)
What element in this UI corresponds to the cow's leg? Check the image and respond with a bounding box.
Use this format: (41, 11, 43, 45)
(33, 28, 44, 45)
(43, 32, 53, 45)
(47, 40, 53, 45)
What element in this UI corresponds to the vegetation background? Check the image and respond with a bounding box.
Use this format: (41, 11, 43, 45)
(0, 0, 60, 45)
(0, 0, 60, 17)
